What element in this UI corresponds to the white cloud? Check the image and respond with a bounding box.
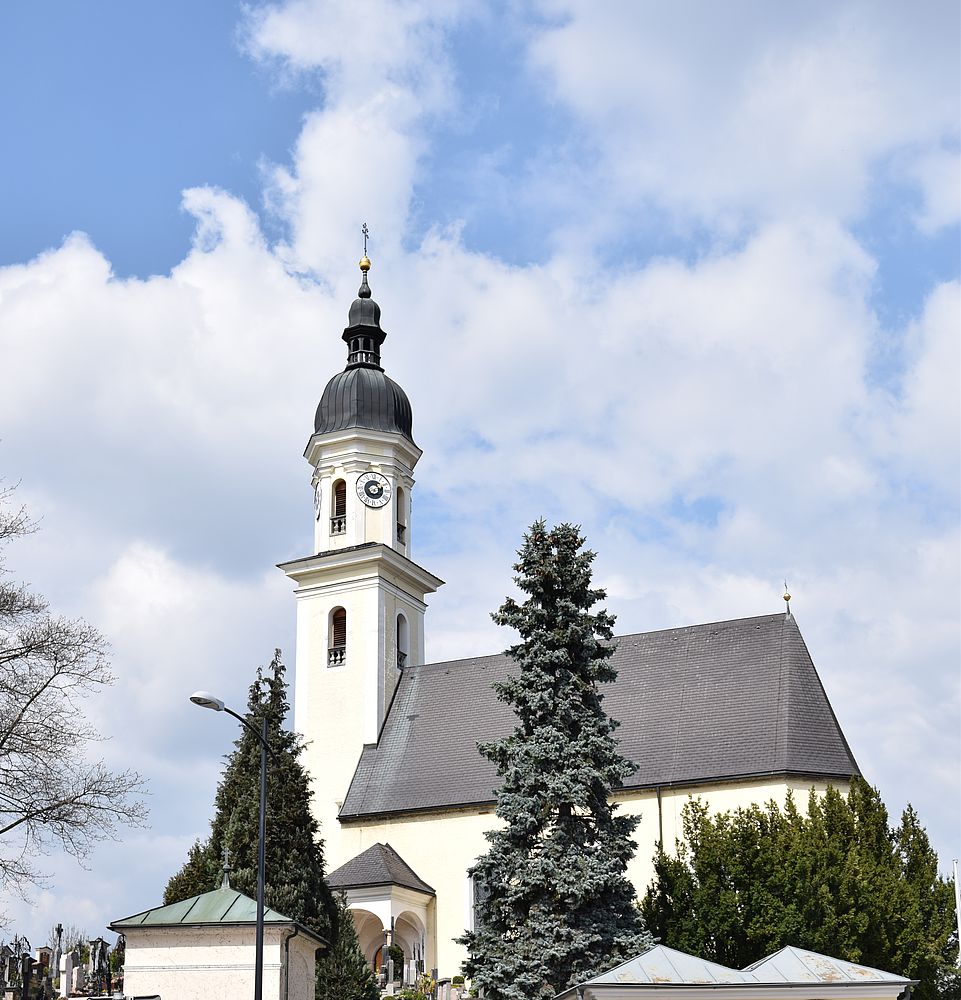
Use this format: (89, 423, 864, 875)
(871, 280, 961, 497)
(906, 147, 961, 232)
(244, 0, 466, 110)
(528, 1, 960, 230)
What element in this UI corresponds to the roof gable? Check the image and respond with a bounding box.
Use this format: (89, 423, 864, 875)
(327, 842, 434, 895)
(588, 945, 758, 985)
(341, 613, 858, 820)
(745, 947, 913, 984)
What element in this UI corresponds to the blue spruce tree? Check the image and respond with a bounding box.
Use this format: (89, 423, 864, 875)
(460, 521, 653, 999)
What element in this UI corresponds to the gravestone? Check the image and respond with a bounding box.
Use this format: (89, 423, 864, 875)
(58, 950, 74, 998)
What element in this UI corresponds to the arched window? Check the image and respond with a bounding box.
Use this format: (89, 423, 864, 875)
(396, 613, 409, 670)
(396, 487, 407, 547)
(330, 480, 347, 535)
(329, 607, 346, 667)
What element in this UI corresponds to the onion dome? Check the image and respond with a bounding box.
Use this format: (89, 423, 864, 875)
(313, 257, 414, 443)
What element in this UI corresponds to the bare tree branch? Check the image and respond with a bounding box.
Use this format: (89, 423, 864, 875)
(0, 485, 148, 903)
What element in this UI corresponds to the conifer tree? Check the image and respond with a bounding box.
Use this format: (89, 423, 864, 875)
(162, 837, 218, 905)
(641, 779, 959, 1000)
(165, 651, 334, 936)
(316, 892, 379, 1000)
(166, 652, 375, 998)
(460, 520, 654, 1000)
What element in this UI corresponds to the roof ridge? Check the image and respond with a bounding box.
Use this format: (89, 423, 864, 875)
(416, 612, 789, 672)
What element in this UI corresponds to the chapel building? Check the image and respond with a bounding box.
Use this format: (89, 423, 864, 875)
(278, 257, 859, 981)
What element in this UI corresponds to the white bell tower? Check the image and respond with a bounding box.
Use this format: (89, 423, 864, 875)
(279, 254, 443, 862)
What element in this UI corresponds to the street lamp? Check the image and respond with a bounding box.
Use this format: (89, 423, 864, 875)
(190, 690, 269, 1000)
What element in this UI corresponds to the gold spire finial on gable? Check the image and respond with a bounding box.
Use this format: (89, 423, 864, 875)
(783, 580, 792, 616)
(359, 222, 371, 272)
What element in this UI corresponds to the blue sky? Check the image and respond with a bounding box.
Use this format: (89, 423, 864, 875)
(0, 2, 312, 275)
(1, 0, 958, 948)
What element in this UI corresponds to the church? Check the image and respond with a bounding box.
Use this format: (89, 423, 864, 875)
(278, 255, 860, 981)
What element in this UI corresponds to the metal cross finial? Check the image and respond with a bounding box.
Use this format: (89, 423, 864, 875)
(783, 579, 792, 616)
(362, 222, 369, 255)
(221, 844, 231, 888)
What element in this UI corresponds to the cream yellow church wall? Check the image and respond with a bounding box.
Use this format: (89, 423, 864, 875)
(617, 777, 845, 898)
(336, 776, 849, 978)
(337, 806, 499, 977)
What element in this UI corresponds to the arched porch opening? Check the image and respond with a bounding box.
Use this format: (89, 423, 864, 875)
(348, 907, 385, 969)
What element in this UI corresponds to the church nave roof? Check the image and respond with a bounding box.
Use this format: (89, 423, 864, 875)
(339, 612, 859, 821)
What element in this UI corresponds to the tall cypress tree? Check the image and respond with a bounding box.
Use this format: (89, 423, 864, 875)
(165, 652, 374, 998)
(460, 521, 654, 1000)
(165, 651, 334, 936)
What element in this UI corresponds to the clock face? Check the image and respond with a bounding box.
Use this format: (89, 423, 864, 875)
(356, 472, 392, 508)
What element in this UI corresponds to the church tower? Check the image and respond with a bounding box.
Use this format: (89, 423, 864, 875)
(279, 254, 443, 863)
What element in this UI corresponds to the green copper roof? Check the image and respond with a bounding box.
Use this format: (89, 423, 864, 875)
(111, 885, 297, 931)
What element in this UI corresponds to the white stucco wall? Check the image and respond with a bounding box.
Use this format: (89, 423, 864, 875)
(307, 431, 419, 555)
(291, 557, 433, 859)
(121, 924, 319, 1000)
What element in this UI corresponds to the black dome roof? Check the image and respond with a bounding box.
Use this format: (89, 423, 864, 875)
(348, 293, 381, 328)
(314, 366, 414, 443)
(311, 260, 414, 443)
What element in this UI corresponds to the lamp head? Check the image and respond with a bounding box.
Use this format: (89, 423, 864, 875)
(190, 691, 225, 712)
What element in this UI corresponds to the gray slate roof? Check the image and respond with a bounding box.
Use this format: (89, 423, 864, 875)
(327, 842, 434, 895)
(340, 613, 858, 820)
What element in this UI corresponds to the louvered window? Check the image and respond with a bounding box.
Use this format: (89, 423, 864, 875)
(329, 608, 346, 666)
(396, 488, 407, 547)
(330, 480, 347, 535)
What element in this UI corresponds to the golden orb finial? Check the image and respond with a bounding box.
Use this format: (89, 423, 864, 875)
(359, 222, 371, 272)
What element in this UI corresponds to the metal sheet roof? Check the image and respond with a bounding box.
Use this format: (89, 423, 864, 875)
(744, 947, 913, 984)
(557, 945, 915, 998)
(586, 946, 758, 986)
(314, 366, 414, 443)
(111, 886, 292, 929)
(341, 613, 858, 819)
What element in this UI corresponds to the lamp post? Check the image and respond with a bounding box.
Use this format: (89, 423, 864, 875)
(190, 691, 269, 1000)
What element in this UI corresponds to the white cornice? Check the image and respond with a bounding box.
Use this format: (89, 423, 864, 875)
(279, 543, 444, 596)
(304, 428, 422, 471)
